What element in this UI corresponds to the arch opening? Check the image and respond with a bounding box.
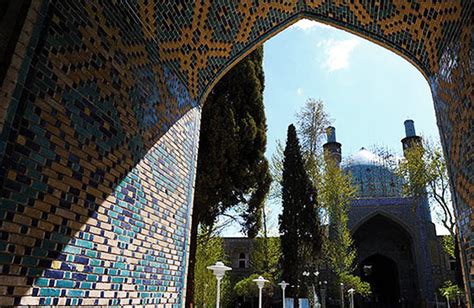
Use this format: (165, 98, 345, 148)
(353, 214, 417, 306)
(360, 254, 401, 306)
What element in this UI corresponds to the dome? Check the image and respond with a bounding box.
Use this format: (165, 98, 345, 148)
(348, 147, 383, 165)
(344, 148, 403, 198)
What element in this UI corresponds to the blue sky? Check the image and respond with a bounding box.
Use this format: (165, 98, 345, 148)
(221, 19, 444, 236)
(263, 19, 438, 159)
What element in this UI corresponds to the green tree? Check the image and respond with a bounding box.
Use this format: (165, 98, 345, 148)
(234, 273, 275, 301)
(396, 140, 463, 287)
(186, 47, 271, 304)
(250, 237, 281, 277)
(193, 231, 230, 307)
(279, 124, 322, 304)
(340, 273, 371, 297)
(296, 98, 331, 158)
(439, 280, 464, 303)
(321, 158, 356, 275)
(270, 99, 331, 201)
(320, 158, 370, 295)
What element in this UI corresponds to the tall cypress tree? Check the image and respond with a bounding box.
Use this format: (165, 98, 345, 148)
(186, 47, 271, 306)
(279, 124, 322, 304)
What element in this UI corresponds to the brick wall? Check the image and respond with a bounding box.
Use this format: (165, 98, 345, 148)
(0, 0, 200, 305)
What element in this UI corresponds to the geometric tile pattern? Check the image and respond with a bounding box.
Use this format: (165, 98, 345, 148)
(0, 0, 472, 305)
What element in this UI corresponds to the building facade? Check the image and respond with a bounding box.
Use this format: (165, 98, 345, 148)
(324, 121, 455, 306)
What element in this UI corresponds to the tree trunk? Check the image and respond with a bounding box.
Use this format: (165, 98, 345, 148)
(185, 208, 200, 308)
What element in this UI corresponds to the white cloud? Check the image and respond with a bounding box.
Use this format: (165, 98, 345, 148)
(296, 87, 304, 96)
(319, 38, 360, 72)
(290, 19, 332, 31)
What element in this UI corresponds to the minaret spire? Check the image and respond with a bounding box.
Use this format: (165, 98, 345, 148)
(323, 126, 342, 165)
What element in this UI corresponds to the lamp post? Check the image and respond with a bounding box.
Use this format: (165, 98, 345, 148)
(253, 276, 269, 308)
(303, 270, 320, 307)
(279, 281, 290, 308)
(340, 283, 345, 308)
(207, 261, 232, 308)
(347, 288, 355, 308)
(320, 281, 327, 308)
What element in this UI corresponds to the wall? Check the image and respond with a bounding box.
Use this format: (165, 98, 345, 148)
(0, 0, 200, 305)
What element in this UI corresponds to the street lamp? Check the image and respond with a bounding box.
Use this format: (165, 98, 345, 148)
(278, 281, 290, 308)
(303, 270, 320, 307)
(207, 261, 232, 308)
(347, 288, 355, 308)
(253, 276, 269, 308)
(320, 281, 328, 308)
(340, 283, 345, 308)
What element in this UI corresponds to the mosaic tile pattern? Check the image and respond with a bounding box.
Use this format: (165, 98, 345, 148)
(0, 0, 472, 305)
(0, 0, 200, 305)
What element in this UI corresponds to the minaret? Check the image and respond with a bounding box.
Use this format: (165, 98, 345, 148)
(401, 119, 432, 222)
(323, 126, 342, 165)
(401, 119, 422, 154)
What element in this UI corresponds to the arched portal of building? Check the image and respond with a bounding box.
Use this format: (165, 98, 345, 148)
(360, 254, 401, 306)
(353, 214, 417, 305)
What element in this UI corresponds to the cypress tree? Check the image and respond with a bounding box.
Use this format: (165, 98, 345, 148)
(279, 124, 322, 304)
(186, 47, 271, 306)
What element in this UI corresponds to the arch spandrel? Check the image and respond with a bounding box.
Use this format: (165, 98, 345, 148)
(351, 212, 415, 242)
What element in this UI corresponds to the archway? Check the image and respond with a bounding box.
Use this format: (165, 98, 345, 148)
(0, 1, 471, 306)
(353, 214, 417, 305)
(360, 254, 400, 306)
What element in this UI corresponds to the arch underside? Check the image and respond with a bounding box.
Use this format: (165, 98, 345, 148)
(0, 0, 472, 305)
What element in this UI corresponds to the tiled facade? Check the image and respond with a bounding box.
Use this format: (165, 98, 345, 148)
(0, 0, 472, 305)
(349, 198, 454, 304)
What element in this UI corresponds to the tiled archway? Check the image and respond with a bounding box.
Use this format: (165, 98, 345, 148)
(0, 0, 472, 305)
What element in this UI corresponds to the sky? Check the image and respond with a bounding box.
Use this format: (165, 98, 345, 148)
(220, 19, 446, 237)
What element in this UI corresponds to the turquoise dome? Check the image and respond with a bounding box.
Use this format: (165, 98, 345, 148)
(344, 148, 403, 198)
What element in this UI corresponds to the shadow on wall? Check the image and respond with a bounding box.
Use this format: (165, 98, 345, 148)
(0, 1, 199, 306)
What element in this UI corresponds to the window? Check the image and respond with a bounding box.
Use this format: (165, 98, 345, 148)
(449, 258, 456, 271)
(238, 252, 247, 268)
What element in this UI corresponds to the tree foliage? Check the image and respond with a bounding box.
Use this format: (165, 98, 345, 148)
(439, 280, 464, 301)
(340, 273, 371, 297)
(269, 140, 285, 201)
(270, 99, 331, 201)
(279, 124, 322, 300)
(321, 159, 357, 275)
(193, 232, 230, 307)
(441, 235, 455, 259)
(396, 140, 464, 286)
(396, 140, 455, 238)
(187, 47, 270, 304)
(194, 46, 270, 235)
(234, 273, 275, 299)
(296, 98, 331, 158)
(250, 237, 281, 277)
